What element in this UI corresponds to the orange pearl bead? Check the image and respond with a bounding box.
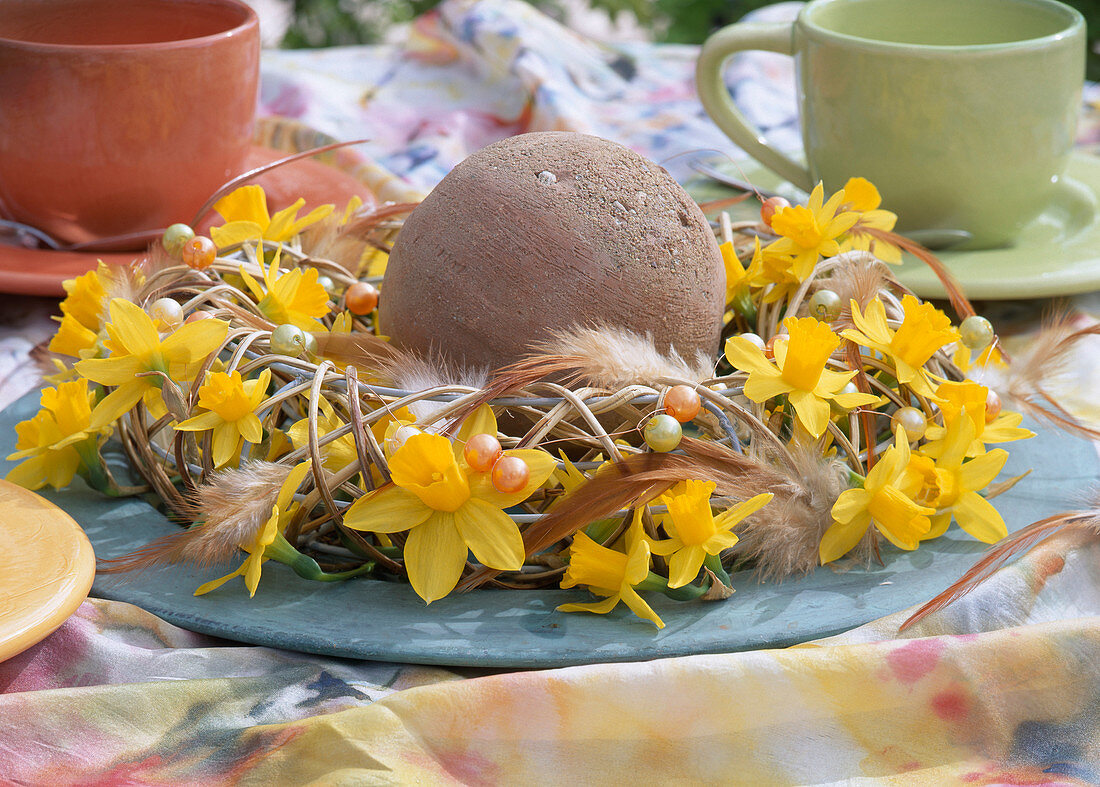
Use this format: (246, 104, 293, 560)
(764, 335, 787, 360)
(985, 389, 1002, 422)
(464, 432, 503, 473)
(184, 310, 214, 323)
(491, 455, 530, 494)
(664, 384, 701, 423)
(760, 196, 790, 228)
(345, 281, 379, 315)
(181, 235, 216, 270)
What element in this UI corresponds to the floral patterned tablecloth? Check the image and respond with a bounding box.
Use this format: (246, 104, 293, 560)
(3, 1, 1100, 783)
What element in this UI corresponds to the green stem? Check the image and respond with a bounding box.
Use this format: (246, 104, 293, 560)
(732, 288, 757, 325)
(703, 552, 732, 588)
(73, 439, 111, 493)
(269, 533, 374, 582)
(636, 570, 712, 601)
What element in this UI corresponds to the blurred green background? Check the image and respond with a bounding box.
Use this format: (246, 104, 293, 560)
(281, 0, 1100, 80)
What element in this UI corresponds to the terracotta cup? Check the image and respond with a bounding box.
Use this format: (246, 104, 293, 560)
(0, 0, 259, 249)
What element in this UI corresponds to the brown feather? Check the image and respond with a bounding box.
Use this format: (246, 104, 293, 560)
(311, 331, 406, 375)
(457, 437, 821, 592)
(96, 461, 290, 576)
(898, 508, 1100, 631)
(995, 312, 1100, 441)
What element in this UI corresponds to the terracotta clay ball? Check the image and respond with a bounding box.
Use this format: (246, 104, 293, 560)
(379, 132, 726, 371)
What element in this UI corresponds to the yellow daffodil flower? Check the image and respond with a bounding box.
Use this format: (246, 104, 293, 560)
(49, 313, 99, 358)
(58, 265, 107, 332)
(6, 379, 108, 490)
(210, 185, 334, 249)
(766, 183, 858, 280)
(648, 480, 773, 588)
(287, 396, 358, 473)
(820, 427, 935, 562)
(558, 528, 664, 628)
(75, 299, 228, 429)
(725, 316, 878, 438)
(175, 369, 271, 468)
(48, 264, 115, 359)
(837, 177, 902, 264)
(922, 380, 1034, 458)
(953, 339, 1007, 374)
(843, 295, 958, 398)
(342, 406, 556, 603)
(239, 249, 331, 331)
(195, 460, 313, 597)
(909, 418, 1009, 543)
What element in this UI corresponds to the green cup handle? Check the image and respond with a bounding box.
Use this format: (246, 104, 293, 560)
(695, 22, 813, 192)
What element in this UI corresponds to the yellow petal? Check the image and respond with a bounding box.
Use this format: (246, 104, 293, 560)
(174, 410, 223, 432)
(667, 544, 706, 589)
(404, 512, 467, 604)
(848, 298, 892, 346)
(160, 318, 229, 363)
(343, 485, 434, 534)
(276, 460, 313, 510)
(469, 448, 557, 508)
(819, 513, 871, 563)
(89, 384, 146, 430)
(923, 512, 952, 540)
(239, 413, 264, 445)
(194, 565, 245, 596)
(953, 492, 1008, 543)
(5, 455, 50, 491)
(105, 298, 160, 357)
(456, 404, 498, 450)
(788, 389, 831, 438)
(453, 497, 524, 571)
(742, 371, 793, 403)
(557, 595, 620, 615)
(211, 220, 266, 249)
(618, 586, 665, 629)
(713, 492, 773, 530)
(212, 424, 241, 468)
(74, 354, 145, 387)
(214, 185, 270, 227)
(243, 553, 266, 597)
(724, 336, 777, 376)
(831, 488, 871, 523)
(959, 449, 1009, 491)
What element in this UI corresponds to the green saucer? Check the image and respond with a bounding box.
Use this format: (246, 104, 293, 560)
(691, 151, 1100, 300)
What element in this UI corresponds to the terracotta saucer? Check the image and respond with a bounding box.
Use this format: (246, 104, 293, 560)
(0, 145, 378, 297)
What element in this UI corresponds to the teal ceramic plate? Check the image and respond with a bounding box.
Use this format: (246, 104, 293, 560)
(1, 392, 1096, 667)
(692, 152, 1100, 300)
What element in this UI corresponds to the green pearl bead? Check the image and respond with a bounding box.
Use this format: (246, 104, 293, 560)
(808, 289, 842, 321)
(643, 414, 682, 453)
(270, 323, 307, 357)
(959, 315, 994, 350)
(161, 223, 195, 257)
(303, 332, 318, 356)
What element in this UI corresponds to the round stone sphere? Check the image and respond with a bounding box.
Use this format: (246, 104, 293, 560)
(379, 132, 725, 372)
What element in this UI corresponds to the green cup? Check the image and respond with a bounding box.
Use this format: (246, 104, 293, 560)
(696, 0, 1086, 249)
